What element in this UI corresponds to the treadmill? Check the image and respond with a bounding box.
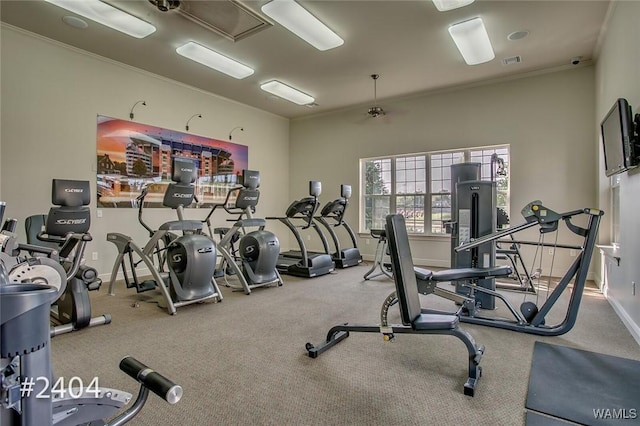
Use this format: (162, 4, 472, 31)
(267, 181, 335, 278)
(315, 184, 362, 268)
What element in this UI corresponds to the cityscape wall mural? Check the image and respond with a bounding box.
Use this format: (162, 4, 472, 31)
(96, 115, 248, 208)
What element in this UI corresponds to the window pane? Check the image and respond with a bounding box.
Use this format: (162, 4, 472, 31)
(431, 193, 452, 234)
(365, 159, 391, 196)
(397, 195, 425, 233)
(365, 196, 390, 231)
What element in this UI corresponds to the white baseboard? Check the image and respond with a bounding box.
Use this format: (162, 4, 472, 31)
(606, 295, 640, 347)
(99, 267, 151, 283)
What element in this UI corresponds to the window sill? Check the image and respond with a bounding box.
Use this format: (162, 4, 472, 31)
(596, 244, 621, 266)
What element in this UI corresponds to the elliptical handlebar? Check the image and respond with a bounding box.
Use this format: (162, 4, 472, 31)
(136, 187, 155, 237)
(202, 185, 243, 225)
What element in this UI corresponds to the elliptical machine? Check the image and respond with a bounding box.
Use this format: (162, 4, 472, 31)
(202, 170, 282, 295)
(4, 180, 110, 336)
(107, 157, 222, 315)
(0, 203, 183, 426)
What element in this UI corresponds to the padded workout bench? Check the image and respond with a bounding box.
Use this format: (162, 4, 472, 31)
(306, 214, 486, 396)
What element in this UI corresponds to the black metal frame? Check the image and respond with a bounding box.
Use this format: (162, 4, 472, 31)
(306, 214, 484, 396)
(427, 204, 604, 336)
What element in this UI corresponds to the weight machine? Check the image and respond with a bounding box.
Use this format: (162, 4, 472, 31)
(423, 201, 603, 336)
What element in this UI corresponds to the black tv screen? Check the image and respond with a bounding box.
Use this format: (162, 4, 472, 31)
(601, 98, 635, 177)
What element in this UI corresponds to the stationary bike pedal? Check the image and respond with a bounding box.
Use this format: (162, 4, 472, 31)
(86, 279, 102, 291)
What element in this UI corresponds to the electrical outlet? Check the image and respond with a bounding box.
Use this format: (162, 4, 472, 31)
(633, 281, 636, 296)
(97, 209, 103, 218)
(92, 252, 98, 261)
(307, 235, 311, 241)
(569, 249, 576, 257)
(548, 248, 554, 255)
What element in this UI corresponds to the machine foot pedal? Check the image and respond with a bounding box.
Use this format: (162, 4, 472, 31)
(136, 280, 156, 293)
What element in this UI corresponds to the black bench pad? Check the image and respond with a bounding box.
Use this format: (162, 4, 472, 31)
(413, 313, 459, 330)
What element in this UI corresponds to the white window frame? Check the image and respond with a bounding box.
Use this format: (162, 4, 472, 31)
(359, 144, 510, 236)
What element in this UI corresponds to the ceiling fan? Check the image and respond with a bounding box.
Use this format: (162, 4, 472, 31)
(148, 0, 181, 12)
(367, 74, 386, 118)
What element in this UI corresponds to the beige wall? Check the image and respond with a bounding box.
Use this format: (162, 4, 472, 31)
(595, 0, 640, 344)
(0, 25, 291, 277)
(290, 66, 596, 273)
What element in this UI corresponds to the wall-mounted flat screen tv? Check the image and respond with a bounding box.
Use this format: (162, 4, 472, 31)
(601, 98, 636, 177)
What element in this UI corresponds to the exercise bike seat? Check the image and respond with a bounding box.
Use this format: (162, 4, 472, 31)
(413, 313, 459, 330)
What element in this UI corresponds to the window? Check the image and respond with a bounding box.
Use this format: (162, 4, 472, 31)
(360, 145, 509, 235)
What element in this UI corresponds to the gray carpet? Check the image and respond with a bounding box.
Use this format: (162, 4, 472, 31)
(49, 264, 640, 425)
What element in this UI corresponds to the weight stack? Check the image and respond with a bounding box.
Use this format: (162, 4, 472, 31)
(453, 180, 497, 310)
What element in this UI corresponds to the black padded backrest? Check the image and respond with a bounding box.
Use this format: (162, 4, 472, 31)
(45, 207, 90, 236)
(25, 214, 46, 244)
(242, 170, 260, 190)
(164, 157, 197, 208)
(162, 183, 194, 209)
(386, 214, 422, 326)
(45, 180, 91, 236)
(26, 215, 60, 248)
(235, 188, 260, 209)
(171, 157, 197, 184)
(51, 179, 90, 207)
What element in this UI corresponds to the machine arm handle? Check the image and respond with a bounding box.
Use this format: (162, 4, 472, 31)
(455, 220, 538, 252)
(119, 356, 183, 404)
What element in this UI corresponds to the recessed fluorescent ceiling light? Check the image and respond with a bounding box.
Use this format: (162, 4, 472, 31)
(448, 17, 495, 65)
(176, 42, 254, 79)
(44, 0, 156, 38)
(261, 1, 343, 51)
(432, 0, 475, 12)
(260, 80, 315, 105)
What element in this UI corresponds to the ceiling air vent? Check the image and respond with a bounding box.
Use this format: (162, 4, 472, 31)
(501, 55, 522, 66)
(177, 0, 272, 42)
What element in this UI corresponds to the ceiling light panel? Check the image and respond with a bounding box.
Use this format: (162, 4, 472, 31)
(448, 17, 495, 65)
(44, 0, 156, 38)
(261, 1, 344, 51)
(260, 80, 314, 105)
(176, 42, 254, 79)
(432, 0, 475, 12)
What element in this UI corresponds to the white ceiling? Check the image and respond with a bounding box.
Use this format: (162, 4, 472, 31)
(0, 0, 611, 119)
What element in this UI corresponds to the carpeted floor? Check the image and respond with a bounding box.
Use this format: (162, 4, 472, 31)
(49, 263, 640, 425)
